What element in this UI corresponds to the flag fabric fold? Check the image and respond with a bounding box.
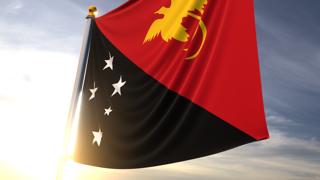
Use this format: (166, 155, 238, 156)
(73, 0, 269, 169)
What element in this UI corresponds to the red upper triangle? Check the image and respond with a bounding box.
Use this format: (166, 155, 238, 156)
(96, 0, 269, 140)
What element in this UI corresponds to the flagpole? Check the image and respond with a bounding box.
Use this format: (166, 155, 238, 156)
(56, 6, 97, 180)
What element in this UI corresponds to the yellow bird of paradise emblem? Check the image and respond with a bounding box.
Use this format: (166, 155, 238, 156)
(143, 0, 208, 60)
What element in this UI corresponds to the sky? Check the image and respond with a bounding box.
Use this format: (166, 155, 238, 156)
(0, 0, 319, 180)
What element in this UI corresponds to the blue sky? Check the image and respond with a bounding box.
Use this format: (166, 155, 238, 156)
(0, 0, 319, 179)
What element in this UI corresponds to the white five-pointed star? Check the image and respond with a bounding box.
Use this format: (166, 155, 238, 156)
(103, 52, 114, 70)
(104, 107, 112, 116)
(111, 76, 126, 96)
(92, 129, 103, 147)
(89, 82, 98, 101)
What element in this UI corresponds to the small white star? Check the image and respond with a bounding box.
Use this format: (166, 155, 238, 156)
(111, 76, 126, 96)
(104, 106, 112, 116)
(89, 82, 98, 101)
(92, 129, 103, 147)
(103, 52, 114, 71)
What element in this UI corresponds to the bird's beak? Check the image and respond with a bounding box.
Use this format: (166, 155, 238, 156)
(155, 10, 161, 15)
(155, 7, 165, 15)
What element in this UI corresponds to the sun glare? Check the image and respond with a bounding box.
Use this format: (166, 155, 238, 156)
(0, 49, 78, 179)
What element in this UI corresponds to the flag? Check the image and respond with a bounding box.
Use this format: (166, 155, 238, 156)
(73, 0, 269, 169)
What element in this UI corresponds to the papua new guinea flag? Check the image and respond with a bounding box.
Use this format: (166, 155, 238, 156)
(73, 0, 269, 169)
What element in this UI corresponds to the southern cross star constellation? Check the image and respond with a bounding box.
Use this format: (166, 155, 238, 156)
(89, 51, 126, 147)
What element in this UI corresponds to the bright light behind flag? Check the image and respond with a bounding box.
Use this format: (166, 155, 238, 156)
(94, 10, 99, 17)
(0, 49, 77, 179)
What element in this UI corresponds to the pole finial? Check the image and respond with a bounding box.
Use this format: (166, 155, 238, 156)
(88, 6, 98, 18)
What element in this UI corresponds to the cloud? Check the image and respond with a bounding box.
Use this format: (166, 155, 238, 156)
(4, 1, 23, 13)
(0, 0, 86, 54)
(267, 115, 295, 125)
(0, 0, 128, 54)
(254, 1, 320, 138)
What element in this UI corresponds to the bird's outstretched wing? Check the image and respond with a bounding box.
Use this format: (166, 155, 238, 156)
(144, 19, 162, 43)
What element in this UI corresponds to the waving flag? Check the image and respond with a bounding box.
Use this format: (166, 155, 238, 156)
(73, 0, 269, 169)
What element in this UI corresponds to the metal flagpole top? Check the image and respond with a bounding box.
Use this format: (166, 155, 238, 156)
(88, 6, 98, 18)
